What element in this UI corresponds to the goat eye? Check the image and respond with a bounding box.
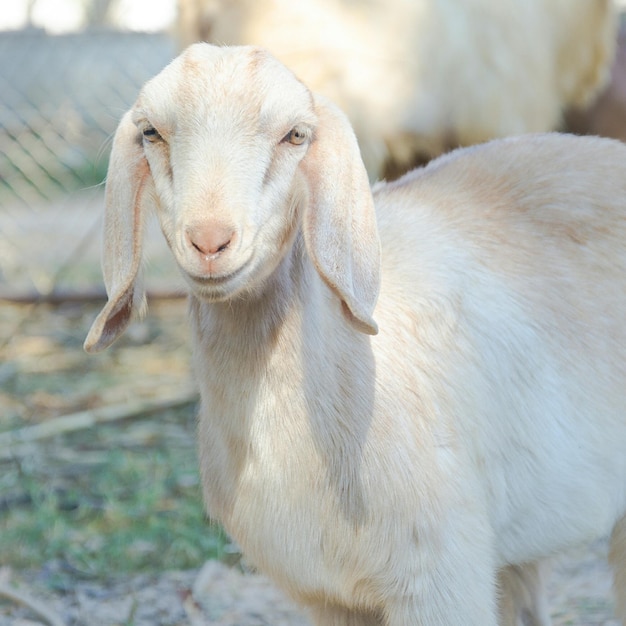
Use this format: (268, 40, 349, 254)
(142, 126, 162, 143)
(283, 127, 308, 146)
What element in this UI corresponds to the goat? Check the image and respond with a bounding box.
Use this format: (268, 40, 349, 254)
(566, 15, 626, 144)
(85, 44, 626, 625)
(175, 0, 617, 179)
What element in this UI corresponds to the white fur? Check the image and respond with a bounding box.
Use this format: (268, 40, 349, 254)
(85, 44, 626, 625)
(176, 0, 617, 178)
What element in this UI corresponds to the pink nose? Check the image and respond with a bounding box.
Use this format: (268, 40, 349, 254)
(185, 224, 235, 259)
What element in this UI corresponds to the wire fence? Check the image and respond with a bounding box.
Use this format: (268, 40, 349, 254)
(0, 29, 179, 298)
(0, 29, 175, 206)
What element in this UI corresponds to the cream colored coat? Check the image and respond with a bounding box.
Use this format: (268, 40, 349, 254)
(86, 44, 626, 626)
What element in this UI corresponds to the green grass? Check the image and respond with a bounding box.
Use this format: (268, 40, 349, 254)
(0, 410, 229, 581)
(0, 302, 229, 586)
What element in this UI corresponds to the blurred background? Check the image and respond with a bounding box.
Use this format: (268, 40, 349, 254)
(1, 1, 626, 624)
(0, 0, 179, 300)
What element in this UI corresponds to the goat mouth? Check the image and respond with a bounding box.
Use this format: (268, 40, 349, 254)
(186, 258, 252, 290)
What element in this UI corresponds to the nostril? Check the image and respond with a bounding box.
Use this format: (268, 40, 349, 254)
(216, 239, 231, 254)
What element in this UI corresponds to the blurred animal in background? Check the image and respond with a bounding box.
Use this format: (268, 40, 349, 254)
(175, 0, 617, 180)
(566, 13, 626, 143)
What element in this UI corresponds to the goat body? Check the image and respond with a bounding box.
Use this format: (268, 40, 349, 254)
(85, 44, 626, 625)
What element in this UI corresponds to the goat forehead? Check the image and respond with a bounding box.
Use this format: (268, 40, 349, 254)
(141, 44, 314, 134)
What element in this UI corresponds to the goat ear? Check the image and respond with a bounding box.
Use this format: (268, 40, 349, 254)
(84, 111, 151, 353)
(301, 95, 381, 335)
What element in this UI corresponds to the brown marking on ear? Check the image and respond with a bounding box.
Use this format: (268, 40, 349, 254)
(83, 285, 134, 354)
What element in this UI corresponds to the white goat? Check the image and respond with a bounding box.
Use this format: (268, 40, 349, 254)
(85, 44, 626, 626)
(176, 0, 617, 179)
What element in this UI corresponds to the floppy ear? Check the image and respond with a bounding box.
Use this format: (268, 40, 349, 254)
(84, 111, 151, 353)
(300, 95, 381, 335)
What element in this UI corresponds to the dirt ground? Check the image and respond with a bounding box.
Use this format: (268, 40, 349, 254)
(0, 541, 619, 625)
